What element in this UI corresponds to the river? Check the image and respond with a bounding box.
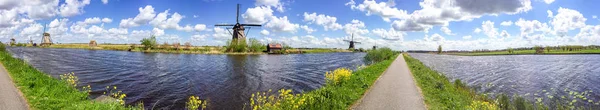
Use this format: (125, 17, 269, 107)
(409, 53, 600, 106)
(7, 47, 366, 109)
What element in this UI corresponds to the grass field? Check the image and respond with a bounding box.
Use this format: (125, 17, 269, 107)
(0, 44, 140, 109)
(451, 49, 600, 56)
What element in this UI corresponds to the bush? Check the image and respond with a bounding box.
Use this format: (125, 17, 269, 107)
(173, 42, 181, 50)
(248, 38, 266, 52)
(225, 39, 247, 52)
(140, 36, 157, 50)
(184, 42, 192, 50)
(364, 47, 394, 63)
(0, 42, 5, 52)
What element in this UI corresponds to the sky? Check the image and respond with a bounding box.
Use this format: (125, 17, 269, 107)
(1, 0, 600, 51)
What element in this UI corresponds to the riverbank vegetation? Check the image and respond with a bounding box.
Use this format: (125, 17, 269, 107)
(0, 43, 140, 109)
(448, 45, 600, 56)
(247, 48, 399, 109)
(404, 54, 599, 109)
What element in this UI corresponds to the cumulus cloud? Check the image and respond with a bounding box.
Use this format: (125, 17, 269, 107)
(59, 0, 91, 17)
(119, 5, 156, 28)
(474, 28, 482, 33)
(547, 10, 553, 18)
(242, 6, 273, 24)
(255, 0, 284, 12)
(300, 25, 316, 34)
(551, 7, 586, 36)
(481, 21, 499, 39)
(194, 24, 206, 31)
(543, 0, 555, 4)
(260, 29, 269, 36)
(462, 35, 472, 39)
(303, 12, 343, 31)
(101, 0, 108, 4)
(372, 28, 404, 40)
(440, 26, 455, 35)
(500, 21, 513, 26)
(344, 19, 369, 35)
(101, 18, 112, 23)
(346, 0, 409, 22)
(265, 16, 299, 33)
(515, 18, 551, 38)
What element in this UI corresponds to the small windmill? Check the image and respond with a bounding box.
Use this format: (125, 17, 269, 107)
(40, 23, 53, 46)
(214, 4, 262, 42)
(343, 33, 361, 49)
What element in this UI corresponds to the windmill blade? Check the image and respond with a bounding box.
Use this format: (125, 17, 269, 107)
(237, 4, 240, 23)
(241, 24, 262, 26)
(343, 40, 351, 42)
(215, 24, 235, 26)
(354, 41, 361, 44)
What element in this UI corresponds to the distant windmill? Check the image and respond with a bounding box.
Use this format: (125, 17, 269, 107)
(40, 23, 53, 46)
(343, 33, 361, 49)
(214, 4, 262, 42)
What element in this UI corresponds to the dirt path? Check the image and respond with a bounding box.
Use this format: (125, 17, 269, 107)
(352, 54, 426, 110)
(0, 63, 29, 110)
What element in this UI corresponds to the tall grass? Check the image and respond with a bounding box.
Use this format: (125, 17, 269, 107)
(364, 47, 395, 64)
(247, 54, 398, 109)
(0, 44, 139, 109)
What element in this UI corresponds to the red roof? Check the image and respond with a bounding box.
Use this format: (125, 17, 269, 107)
(268, 43, 282, 49)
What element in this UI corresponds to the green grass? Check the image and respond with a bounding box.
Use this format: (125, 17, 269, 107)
(404, 54, 486, 109)
(452, 49, 600, 56)
(0, 48, 139, 109)
(298, 54, 397, 109)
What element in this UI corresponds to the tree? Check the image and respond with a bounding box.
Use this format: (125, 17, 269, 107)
(140, 35, 157, 50)
(162, 42, 170, 50)
(184, 42, 192, 50)
(546, 46, 551, 53)
(173, 42, 181, 50)
(507, 47, 514, 54)
(437, 45, 442, 54)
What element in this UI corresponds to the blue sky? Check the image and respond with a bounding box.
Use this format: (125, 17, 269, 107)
(1, 0, 600, 50)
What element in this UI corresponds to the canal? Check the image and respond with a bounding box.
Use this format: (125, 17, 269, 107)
(409, 53, 600, 106)
(7, 47, 367, 109)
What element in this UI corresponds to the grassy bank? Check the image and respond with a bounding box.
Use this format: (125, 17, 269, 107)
(247, 48, 398, 109)
(404, 54, 598, 109)
(0, 46, 138, 109)
(450, 49, 600, 56)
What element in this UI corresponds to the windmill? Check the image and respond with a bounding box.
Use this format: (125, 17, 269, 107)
(40, 23, 53, 46)
(214, 4, 262, 43)
(343, 33, 361, 49)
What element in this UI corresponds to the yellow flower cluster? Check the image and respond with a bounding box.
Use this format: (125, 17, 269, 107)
(186, 96, 207, 110)
(467, 100, 497, 110)
(325, 68, 352, 84)
(60, 72, 78, 87)
(106, 86, 127, 105)
(249, 89, 309, 110)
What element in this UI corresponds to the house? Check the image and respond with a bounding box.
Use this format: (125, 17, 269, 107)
(266, 43, 283, 53)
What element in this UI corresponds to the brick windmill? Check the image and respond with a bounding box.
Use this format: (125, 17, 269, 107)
(40, 23, 53, 46)
(343, 33, 361, 49)
(214, 4, 262, 43)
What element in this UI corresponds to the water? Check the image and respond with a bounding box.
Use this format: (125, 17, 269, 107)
(7, 47, 366, 109)
(409, 53, 600, 106)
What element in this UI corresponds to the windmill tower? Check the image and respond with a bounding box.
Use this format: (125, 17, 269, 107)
(343, 33, 361, 49)
(40, 23, 52, 46)
(214, 4, 262, 42)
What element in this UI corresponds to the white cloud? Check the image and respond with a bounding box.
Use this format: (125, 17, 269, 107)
(101, 18, 112, 23)
(543, 0, 555, 4)
(302, 12, 343, 31)
(575, 25, 600, 43)
(300, 25, 316, 34)
(119, 5, 156, 28)
(152, 28, 164, 36)
(593, 15, 598, 19)
(425, 33, 444, 42)
(194, 24, 206, 31)
(500, 21, 513, 26)
(242, 6, 273, 24)
(346, 0, 409, 22)
(83, 17, 101, 24)
(372, 28, 404, 40)
(191, 34, 208, 42)
(440, 26, 455, 35)
(149, 10, 183, 29)
(481, 21, 499, 39)
(462, 35, 472, 39)
(265, 16, 299, 33)
(212, 27, 230, 40)
(344, 19, 369, 35)
(547, 10, 553, 18)
(59, 0, 91, 17)
(515, 18, 551, 38)
(255, 0, 284, 12)
(260, 29, 269, 36)
(101, 0, 108, 4)
(500, 30, 510, 38)
(474, 28, 482, 33)
(551, 7, 587, 36)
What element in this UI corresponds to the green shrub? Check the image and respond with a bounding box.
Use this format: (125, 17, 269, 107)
(0, 42, 5, 52)
(140, 35, 157, 50)
(248, 38, 266, 52)
(364, 47, 394, 63)
(438, 45, 442, 54)
(225, 39, 247, 52)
